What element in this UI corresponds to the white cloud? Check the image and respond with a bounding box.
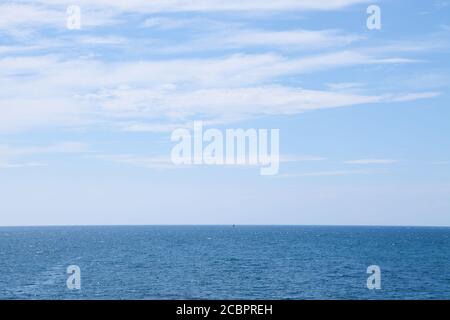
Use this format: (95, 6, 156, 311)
(0, 97, 86, 133)
(25, 0, 369, 13)
(344, 159, 398, 164)
(0, 161, 46, 169)
(388, 92, 441, 102)
(147, 28, 364, 54)
(0, 2, 121, 32)
(0, 49, 440, 133)
(0, 142, 87, 158)
(122, 122, 189, 133)
(0, 45, 42, 54)
(0, 0, 369, 32)
(141, 17, 194, 30)
(327, 82, 365, 91)
(276, 170, 371, 178)
(120, 116, 252, 133)
(92, 154, 176, 170)
(221, 29, 363, 49)
(0, 3, 63, 30)
(75, 36, 127, 45)
(280, 155, 327, 162)
(86, 85, 438, 122)
(0, 142, 87, 169)
(93, 153, 325, 171)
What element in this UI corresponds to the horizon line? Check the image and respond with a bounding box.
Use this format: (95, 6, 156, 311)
(0, 224, 449, 228)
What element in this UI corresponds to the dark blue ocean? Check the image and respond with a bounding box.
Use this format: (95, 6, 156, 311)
(0, 226, 449, 300)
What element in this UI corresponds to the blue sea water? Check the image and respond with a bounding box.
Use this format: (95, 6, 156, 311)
(0, 226, 449, 300)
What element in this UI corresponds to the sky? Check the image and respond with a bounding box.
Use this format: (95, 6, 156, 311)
(0, 0, 449, 226)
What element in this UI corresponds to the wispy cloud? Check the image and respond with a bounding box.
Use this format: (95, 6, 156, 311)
(0, 0, 370, 33)
(141, 17, 195, 30)
(0, 161, 46, 169)
(0, 142, 88, 156)
(92, 154, 176, 170)
(0, 3, 63, 30)
(91, 153, 325, 171)
(327, 82, 365, 91)
(275, 170, 371, 178)
(0, 48, 438, 133)
(344, 159, 398, 165)
(0, 142, 88, 169)
(207, 29, 363, 50)
(75, 36, 127, 45)
(22, 0, 370, 13)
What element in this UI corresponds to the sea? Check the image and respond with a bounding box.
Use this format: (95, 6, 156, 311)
(0, 226, 449, 300)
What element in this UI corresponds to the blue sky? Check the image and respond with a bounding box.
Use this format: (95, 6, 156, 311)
(0, 0, 449, 226)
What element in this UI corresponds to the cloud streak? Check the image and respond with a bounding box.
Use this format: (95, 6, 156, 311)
(0, 49, 438, 133)
(344, 159, 398, 164)
(275, 170, 371, 178)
